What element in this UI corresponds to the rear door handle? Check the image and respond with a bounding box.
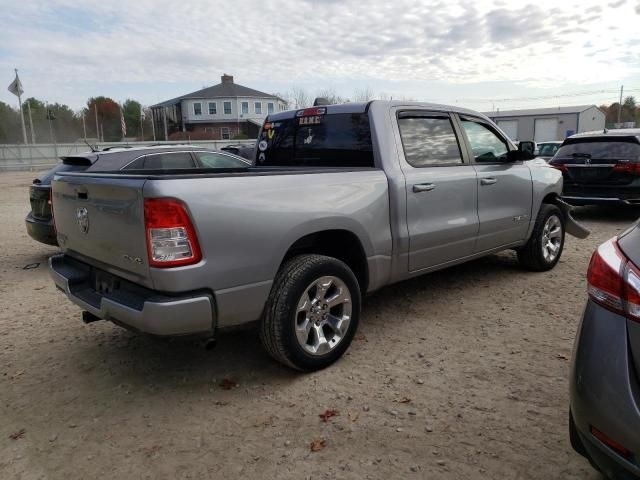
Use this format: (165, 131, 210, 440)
(413, 183, 436, 193)
(481, 177, 497, 186)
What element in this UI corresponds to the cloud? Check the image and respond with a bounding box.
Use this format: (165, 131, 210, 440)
(0, 0, 638, 108)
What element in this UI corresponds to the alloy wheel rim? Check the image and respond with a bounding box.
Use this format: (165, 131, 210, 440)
(541, 214, 562, 262)
(295, 276, 352, 356)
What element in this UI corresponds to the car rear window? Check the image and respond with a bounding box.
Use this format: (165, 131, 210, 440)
(256, 112, 374, 167)
(555, 138, 640, 160)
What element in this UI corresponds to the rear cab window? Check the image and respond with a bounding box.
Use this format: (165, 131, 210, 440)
(256, 108, 374, 167)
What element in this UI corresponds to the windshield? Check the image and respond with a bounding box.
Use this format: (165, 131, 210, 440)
(555, 139, 640, 160)
(256, 113, 374, 167)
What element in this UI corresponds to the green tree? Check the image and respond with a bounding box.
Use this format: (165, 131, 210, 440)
(85, 97, 120, 141)
(122, 99, 142, 138)
(0, 101, 21, 144)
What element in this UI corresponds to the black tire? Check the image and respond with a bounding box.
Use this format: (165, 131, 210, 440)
(517, 203, 565, 271)
(260, 254, 361, 371)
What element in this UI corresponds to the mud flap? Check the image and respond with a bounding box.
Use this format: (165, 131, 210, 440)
(556, 198, 590, 239)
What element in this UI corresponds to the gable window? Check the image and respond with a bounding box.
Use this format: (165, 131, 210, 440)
(224, 101, 232, 115)
(208, 102, 216, 115)
(193, 102, 202, 116)
(221, 127, 231, 140)
(254, 102, 262, 114)
(241, 102, 249, 115)
(267, 102, 274, 114)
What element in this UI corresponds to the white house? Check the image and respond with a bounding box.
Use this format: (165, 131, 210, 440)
(151, 74, 287, 140)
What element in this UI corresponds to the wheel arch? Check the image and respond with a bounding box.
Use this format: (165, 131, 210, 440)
(280, 229, 369, 294)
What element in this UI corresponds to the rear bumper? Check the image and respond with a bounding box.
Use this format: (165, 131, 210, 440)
(562, 184, 640, 206)
(49, 254, 216, 336)
(570, 300, 640, 478)
(25, 212, 57, 246)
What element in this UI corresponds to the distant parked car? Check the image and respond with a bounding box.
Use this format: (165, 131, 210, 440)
(570, 221, 640, 479)
(536, 141, 562, 161)
(549, 129, 640, 206)
(26, 146, 249, 245)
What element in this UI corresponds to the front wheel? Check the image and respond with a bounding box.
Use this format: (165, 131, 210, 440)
(260, 254, 361, 371)
(517, 204, 565, 271)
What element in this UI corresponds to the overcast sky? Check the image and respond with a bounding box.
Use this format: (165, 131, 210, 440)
(1, 0, 639, 112)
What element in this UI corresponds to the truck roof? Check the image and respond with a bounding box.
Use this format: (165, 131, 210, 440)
(267, 100, 491, 122)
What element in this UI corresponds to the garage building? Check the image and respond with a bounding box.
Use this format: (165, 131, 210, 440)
(483, 105, 605, 143)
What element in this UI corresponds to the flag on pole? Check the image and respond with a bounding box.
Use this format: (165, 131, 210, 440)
(120, 105, 127, 138)
(7, 71, 24, 97)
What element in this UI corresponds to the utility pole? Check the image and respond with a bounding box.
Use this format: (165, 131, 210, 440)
(82, 112, 87, 140)
(46, 103, 58, 160)
(27, 101, 35, 144)
(94, 104, 100, 141)
(617, 85, 624, 124)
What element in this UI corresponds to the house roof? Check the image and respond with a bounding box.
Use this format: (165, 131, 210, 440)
(152, 75, 282, 108)
(483, 105, 600, 118)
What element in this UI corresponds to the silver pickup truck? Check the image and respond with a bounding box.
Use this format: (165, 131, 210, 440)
(49, 101, 588, 371)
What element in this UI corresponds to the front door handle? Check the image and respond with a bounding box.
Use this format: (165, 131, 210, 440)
(481, 177, 497, 186)
(413, 183, 436, 193)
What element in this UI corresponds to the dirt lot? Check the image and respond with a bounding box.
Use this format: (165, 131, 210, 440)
(1, 170, 636, 480)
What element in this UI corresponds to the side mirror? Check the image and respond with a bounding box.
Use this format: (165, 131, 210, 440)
(507, 141, 535, 161)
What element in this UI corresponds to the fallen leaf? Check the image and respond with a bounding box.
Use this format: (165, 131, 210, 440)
(319, 409, 339, 422)
(556, 354, 569, 361)
(219, 378, 238, 390)
(140, 445, 162, 457)
(9, 429, 25, 440)
(310, 438, 326, 452)
(10, 371, 24, 380)
(348, 411, 359, 422)
(394, 397, 411, 404)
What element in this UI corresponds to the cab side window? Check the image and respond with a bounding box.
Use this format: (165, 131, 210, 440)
(397, 114, 463, 167)
(460, 118, 509, 163)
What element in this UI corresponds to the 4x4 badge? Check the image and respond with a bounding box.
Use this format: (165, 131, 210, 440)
(76, 207, 89, 234)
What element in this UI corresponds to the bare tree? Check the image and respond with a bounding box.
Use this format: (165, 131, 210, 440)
(289, 87, 312, 109)
(353, 87, 375, 102)
(315, 88, 348, 105)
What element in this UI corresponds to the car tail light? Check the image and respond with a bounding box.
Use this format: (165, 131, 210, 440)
(612, 162, 640, 176)
(587, 238, 640, 322)
(144, 198, 201, 268)
(549, 162, 568, 173)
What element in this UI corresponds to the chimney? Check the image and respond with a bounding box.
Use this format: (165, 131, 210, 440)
(221, 74, 234, 84)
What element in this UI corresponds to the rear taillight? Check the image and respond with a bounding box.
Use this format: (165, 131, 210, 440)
(587, 238, 640, 322)
(144, 198, 201, 268)
(50, 189, 56, 233)
(612, 162, 640, 176)
(549, 162, 568, 173)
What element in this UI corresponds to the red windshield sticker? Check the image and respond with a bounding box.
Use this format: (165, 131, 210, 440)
(299, 116, 322, 126)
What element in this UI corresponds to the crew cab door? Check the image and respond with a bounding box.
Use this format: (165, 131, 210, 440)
(456, 115, 533, 252)
(395, 110, 479, 272)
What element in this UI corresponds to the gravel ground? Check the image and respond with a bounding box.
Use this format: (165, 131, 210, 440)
(1, 170, 637, 480)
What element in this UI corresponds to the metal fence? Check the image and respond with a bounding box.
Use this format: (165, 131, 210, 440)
(0, 140, 256, 171)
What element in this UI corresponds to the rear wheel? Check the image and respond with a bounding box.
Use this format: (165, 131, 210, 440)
(518, 204, 565, 271)
(260, 254, 361, 371)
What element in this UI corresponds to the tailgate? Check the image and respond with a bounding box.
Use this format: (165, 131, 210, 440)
(51, 174, 152, 287)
